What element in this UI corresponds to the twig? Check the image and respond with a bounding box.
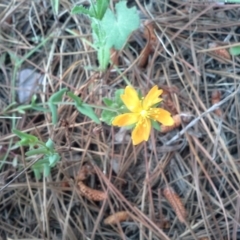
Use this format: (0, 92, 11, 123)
(166, 85, 240, 145)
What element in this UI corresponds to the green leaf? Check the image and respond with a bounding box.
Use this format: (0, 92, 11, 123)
(49, 88, 68, 103)
(31, 156, 55, 179)
(151, 120, 161, 132)
(32, 106, 50, 112)
(67, 91, 82, 106)
(103, 98, 113, 107)
(48, 88, 67, 124)
(48, 153, 60, 167)
(33, 168, 41, 180)
(31, 94, 49, 111)
(13, 129, 39, 146)
(17, 108, 26, 114)
(3, 101, 17, 113)
(100, 1, 140, 50)
(67, 91, 100, 123)
(95, 0, 109, 19)
(32, 158, 49, 179)
(72, 0, 109, 19)
(45, 138, 54, 150)
(229, 46, 240, 56)
(31, 94, 37, 105)
(100, 109, 116, 125)
(77, 104, 101, 124)
(43, 164, 51, 177)
(114, 89, 124, 106)
(25, 148, 49, 156)
(71, 5, 93, 17)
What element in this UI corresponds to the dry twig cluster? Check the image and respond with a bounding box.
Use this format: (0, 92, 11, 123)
(0, 0, 240, 239)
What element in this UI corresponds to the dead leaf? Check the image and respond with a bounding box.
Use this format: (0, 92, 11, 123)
(209, 43, 231, 62)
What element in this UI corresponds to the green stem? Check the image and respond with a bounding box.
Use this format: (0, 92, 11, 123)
(113, 65, 132, 86)
(3, 101, 118, 115)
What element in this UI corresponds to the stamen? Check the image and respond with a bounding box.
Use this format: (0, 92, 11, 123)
(140, 109, 148, 117)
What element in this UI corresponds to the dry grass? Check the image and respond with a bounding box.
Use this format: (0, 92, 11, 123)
(1, 0, 240, 239)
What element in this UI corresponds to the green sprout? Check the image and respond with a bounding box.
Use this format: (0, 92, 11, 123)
(13, 129, 60, 180)
(72, 0, 140, 70)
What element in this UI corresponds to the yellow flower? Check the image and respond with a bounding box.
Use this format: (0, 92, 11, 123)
(112, 85, 174, 145)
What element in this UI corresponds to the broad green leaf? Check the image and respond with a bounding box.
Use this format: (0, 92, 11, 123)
(100, 1, 140, 50)
(100, 110, 117, 125)
(229, 45, 240, 56)
(103, 98, 113, 107)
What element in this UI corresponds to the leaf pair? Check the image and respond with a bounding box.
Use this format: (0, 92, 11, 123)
(67, 91, 100, 124)
(48, 89, 100, 125)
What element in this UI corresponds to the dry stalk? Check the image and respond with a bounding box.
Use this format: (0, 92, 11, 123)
(163, 187, 187, 223)
(110, 48, 119, 66)
(138, 22, 157, 67)
(78, 181, 107, 201)
(104, 211, 129, 225)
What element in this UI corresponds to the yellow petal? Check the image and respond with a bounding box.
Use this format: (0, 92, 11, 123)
(121, 86, 142, 112)
(143, 86, 163, 110)
(112, 113, 139, 126)
(149, 108, 174, 126)
(132, 118, 151, 145)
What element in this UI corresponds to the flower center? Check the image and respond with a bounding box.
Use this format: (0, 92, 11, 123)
(140, 109, 148, 118)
